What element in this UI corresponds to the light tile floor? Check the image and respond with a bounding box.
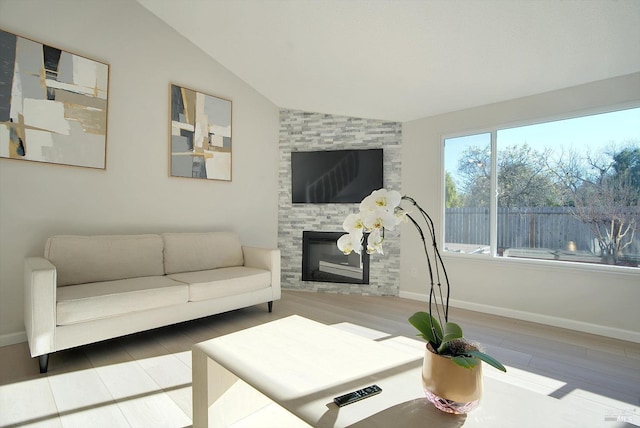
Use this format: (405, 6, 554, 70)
(1, 290, 639, 427)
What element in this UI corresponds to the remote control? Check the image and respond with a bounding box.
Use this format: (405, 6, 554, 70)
(333, 385, 382, 407)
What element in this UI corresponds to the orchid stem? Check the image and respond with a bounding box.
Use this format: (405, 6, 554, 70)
(402, 196, 450, 326)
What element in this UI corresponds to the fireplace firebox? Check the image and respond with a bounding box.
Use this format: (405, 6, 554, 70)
(302, 231, 369, 284)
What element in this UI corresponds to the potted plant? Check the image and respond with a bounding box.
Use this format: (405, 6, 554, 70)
(338, 188, 506, 414)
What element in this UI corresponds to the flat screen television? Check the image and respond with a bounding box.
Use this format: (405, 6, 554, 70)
(291, 148, 383, 203)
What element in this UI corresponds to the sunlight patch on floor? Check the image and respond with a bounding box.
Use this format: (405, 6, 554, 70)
(0, 377, 60, 427)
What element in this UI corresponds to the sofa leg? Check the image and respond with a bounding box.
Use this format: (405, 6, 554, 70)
(38, 354, 49, 374)
(268, 301, 273, 313)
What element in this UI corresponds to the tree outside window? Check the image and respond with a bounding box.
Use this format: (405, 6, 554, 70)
(444, 107, 640, 267)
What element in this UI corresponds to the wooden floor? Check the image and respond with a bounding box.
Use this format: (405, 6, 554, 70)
(1, 290, 639, 427)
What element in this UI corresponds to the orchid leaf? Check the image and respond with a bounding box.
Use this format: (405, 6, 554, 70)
(437, 322, 464, 353)
(441, 322, 463, 344)
(465, 350, 507, 372)
(451, 355, 479, 369)
(408, 311, 442, 346)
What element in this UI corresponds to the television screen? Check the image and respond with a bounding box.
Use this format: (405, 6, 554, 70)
(291, 149, 383, 203)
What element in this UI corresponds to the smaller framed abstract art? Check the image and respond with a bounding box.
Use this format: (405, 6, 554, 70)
(0, 29, 109, 169)
(170, 84, 232, 181)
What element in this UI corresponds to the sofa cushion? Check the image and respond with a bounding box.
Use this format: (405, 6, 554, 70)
(45, 234, 165, 287)
(56, 276, 188, 325)
(162, 232, 244, 274)
(168, 266, 271, 302)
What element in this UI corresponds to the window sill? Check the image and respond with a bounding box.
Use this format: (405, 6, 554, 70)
(442, 250, 640, 277)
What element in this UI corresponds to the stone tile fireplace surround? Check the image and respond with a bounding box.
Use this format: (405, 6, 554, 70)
(278, 110, 402, 296)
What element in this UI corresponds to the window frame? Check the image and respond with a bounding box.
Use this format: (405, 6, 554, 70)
(441, 103, 640, 273)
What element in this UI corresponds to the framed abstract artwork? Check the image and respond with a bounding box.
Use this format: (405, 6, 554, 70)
(0, 29, 109, 169)
(170, 84, 232, 181)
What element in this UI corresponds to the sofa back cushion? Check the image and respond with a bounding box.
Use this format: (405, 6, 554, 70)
(162, 232, 244, 274)
(45, 235, 165, 287)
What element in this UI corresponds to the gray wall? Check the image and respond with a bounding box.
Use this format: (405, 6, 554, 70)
(0, 0, 280, 344)
(278, 110, 402, 295)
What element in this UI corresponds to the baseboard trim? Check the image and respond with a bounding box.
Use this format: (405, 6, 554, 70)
(399, 291, 640, 344)
(0, 330, 27, 348)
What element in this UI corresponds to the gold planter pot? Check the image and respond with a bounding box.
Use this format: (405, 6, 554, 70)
(421, 345, 483, 414)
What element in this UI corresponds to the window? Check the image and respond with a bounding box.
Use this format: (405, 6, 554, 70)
(444, 133, 492, 255)
(444, 107, 640, 268)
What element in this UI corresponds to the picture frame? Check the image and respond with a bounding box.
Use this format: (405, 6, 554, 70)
(169, 84, 232, 181)
(0, 29, 109, 169)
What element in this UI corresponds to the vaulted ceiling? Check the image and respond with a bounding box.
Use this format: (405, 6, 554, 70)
(137, 0, 640, 122)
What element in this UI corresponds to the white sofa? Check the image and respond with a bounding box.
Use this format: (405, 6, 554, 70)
(24, 232, 281, 373)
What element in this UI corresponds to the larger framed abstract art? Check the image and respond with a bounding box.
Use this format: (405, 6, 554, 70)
(0, 29, 109, 169)
(170, 84, 232, 181)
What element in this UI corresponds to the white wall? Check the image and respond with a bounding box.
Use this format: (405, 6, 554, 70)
(1, 1, 637, 347)
(402, 73, 640, 342)
(0, 0, 280, 344)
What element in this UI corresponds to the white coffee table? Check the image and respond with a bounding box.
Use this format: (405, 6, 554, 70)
(192, 315, 604, 427)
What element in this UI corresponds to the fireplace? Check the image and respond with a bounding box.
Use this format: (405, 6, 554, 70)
(302, 231, 370, 284)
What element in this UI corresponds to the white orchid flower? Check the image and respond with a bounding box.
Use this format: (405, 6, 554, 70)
(338, 188, 404, 257)
(394, 206, 409, 225)
(383, 189, 402, 208)
(366, 229, 384, 254)
(342, 213, 365, 234)
(360, 189, 402, 213)
(359, 193, 378, 212)
(362, 206, 398, 232)
(337, 233, 362, 255)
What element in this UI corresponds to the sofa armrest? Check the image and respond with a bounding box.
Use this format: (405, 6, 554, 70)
(24, 257, 57, 357)
(242, 246, 281, 299)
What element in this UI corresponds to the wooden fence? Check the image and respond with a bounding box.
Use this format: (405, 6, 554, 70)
(445, 207, 640, 256)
